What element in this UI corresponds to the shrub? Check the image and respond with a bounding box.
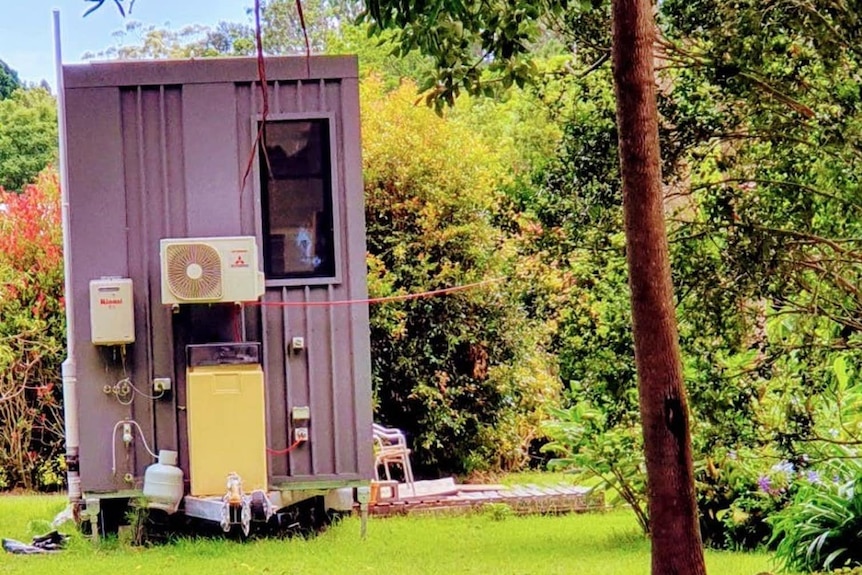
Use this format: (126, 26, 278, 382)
(362, 78, 561, 476)
(542, 403, 648, 534)
(770, 453, 862, 573)
(696, 451, 801, 550)
(0, 170, 66, 490)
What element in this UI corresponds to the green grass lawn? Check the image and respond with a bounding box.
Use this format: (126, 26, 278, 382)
(0, 494, 776, 575)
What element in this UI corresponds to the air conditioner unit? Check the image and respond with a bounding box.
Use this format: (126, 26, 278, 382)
(160, 236, 265, 305)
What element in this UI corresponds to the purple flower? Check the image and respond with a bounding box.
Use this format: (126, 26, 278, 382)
(757, 475, 772, 492)
(806, 471, 822, 485)
(772, 461, 795, 474)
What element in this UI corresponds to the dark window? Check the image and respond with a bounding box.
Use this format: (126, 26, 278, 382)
(259, 119, 336, 280)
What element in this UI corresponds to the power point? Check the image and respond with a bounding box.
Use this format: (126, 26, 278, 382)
(153, 378, 171, 393)
(294, 427, 309, 442)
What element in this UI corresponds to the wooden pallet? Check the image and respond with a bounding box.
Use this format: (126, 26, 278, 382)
(366, 481, 604, 517)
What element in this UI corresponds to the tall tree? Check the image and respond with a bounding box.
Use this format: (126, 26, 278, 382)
(611, 1, 706, 572)
(0, 87, 58, 191)
(0, 59, 21, 100)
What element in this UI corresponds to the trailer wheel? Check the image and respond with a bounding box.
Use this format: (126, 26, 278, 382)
(271, 495, 331, 537)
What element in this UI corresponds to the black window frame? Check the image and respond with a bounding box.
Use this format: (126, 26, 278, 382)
(255, 114, 341, 286)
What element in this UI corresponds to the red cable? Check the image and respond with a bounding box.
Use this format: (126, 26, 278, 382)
(233, 305, 242, 342)
(240, 0, 270, 195)
(295, 0, 311, 75)
(266, 439, 303, 455)
(245, 277, 504, 308)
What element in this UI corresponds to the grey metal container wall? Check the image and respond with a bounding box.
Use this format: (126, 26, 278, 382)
(61, 56, 373, 494)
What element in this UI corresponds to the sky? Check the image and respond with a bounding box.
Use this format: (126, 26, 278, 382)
(0, 0, 254, 89)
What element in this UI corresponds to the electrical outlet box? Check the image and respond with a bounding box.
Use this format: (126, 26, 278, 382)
(291, 406, 310, 421)
(294, 427, 309, 442)
(153, 378, 171, 393)
(291, 336, 305, 351)
(89, 278, 135, 345)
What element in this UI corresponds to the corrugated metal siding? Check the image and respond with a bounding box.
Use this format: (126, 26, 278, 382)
(66, 86, 130, 492)
(63, 57, 372, 494)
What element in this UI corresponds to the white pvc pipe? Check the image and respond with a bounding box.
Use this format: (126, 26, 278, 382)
(54, 9, 82, 504)
(62, 360, 81, 501)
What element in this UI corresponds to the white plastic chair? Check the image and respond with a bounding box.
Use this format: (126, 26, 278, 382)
(372, 423, 415, 493)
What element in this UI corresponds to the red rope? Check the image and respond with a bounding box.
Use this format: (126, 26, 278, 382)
(245, 277, 504, 308)
(233, 305, 242, 342)
(295, 0, 312, 76)
(266, 440, 303, 455)
(240, 0, 270, 195)
(235, 2, 495, 313)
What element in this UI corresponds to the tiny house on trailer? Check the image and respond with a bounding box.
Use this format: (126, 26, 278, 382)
(57, 54, 373, 535)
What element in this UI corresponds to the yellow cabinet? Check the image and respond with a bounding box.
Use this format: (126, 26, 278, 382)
(187, 364, 268, 496)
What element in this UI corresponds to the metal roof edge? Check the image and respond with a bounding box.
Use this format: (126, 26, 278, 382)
(63, 55, 359, 89)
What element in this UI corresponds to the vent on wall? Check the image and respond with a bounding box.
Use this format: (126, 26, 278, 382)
(160, 236, 265, 305)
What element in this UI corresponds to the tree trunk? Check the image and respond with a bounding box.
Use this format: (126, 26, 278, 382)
(610, 1, 708, 574)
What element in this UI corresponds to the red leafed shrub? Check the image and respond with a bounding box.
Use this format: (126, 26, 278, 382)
(0, 170, 67, 490)
(0, 173, 63, 271)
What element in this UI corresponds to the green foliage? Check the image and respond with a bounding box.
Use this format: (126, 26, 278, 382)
(0, 59, 21, 100)
(324, 24, 434, 89)
(88, 0, 364, 60)
(770, 453, 862, 573)
(356, 2, 862, 563)
(659, 0, 862, 402)
(509, 67, 635, 417)
(481, 502, 514, 521)
(695, 449, 794, 550)
(542, 403, 648, 534)
(514, 0, 862, 553)
(85, 20, 256, 59)
(448, 82, 561, 182)
(362, 0, 573, 107)
(362, 78, 560, 475)
(557, 232, 635, 417)
(693, 354, 862, 552)
(0, 88, 58, 191)
(258, 0, 364, 54)
(0, 171, 66, 490)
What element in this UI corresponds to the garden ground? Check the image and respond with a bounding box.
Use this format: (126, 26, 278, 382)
(0, 493, 776, 575)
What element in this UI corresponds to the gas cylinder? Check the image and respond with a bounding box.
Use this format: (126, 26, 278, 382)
(143, 450, 184, 514)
